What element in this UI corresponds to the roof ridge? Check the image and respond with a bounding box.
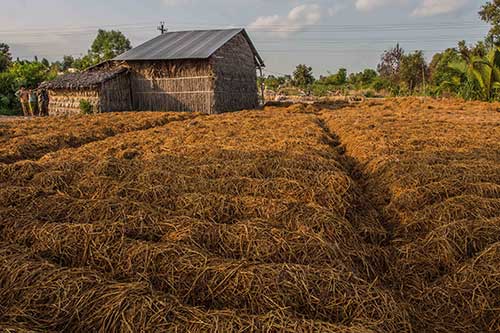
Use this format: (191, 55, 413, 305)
(112, 28, 263, 66)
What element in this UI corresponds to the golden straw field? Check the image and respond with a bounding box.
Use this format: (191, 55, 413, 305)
(0, 98, 499, 332)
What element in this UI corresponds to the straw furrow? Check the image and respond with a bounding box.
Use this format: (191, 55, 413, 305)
(1, 98, 497, 331)
(388, 181, 500, 213)
(2, 218, 382, 278)
(0, 244, 382, 332)
(413, 243, 500, 332)
(0, 244, 175, 332)
(320, 97, 500, 331)
(390, 217, 500, 288)
(0, 112, 197, 164)
(396, 195, 500, 237)
(4, 190, 358, 239)
(0, 223, 405, 328)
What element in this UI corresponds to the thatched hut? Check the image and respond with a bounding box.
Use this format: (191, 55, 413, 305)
(40, 67, 131, 116)
(42, 28, 265, 115)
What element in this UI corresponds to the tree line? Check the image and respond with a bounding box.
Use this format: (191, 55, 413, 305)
(261, 1, 500, 102)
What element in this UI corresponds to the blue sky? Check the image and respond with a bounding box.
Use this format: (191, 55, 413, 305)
(0, 0, 490, 76)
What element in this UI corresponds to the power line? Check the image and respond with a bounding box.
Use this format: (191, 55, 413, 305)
(255, 37, 484, 44)
(263, 69, 291, 76)
(260, 50, 446, 53)
(12, 47, 461, 59)
(6, 19, 487, 61)
(0, 20, 488, 35)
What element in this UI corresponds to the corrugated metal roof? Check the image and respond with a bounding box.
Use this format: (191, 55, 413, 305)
(113, 28, 264, 67)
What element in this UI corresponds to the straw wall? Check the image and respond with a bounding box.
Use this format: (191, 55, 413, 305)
(127, 60, 215, 113)
(48, 89, 100, 116)
(100, 73, 132, 112)
(212, 33, 259, 113)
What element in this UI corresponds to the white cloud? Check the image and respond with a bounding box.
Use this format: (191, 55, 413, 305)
(161, 0, 192, 6)
(328, 2, 349, 16)
(354, 0, 407, 11)
(412, 0, 468, 16)
(249, 4, 323, 36)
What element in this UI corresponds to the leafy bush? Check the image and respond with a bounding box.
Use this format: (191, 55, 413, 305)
(79, 100, 93, 114)
(0, 61, 53, 116)
(0, 71, 20, 115)
(0, 107, 20, 116)
(363, 89, 378, 98)
(8, 61, 54, 88)
(311, 83, 334, 97)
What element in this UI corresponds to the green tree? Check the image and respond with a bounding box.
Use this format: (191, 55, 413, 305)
(0, 71, 18, 114)
(8, 61, 54, 88)
(62, 55, 76, 71)
(292, 64, 315, 90)
(0, 61, 56, 115)
(0, 43, 12, 72)
(360, 69, 377, 85)
(41, 58, 50, 68)
(448, 46, 500, 101)
(370, 76, 393, 92)
(72, 55, 95, 70)
(264, 75, 283, 91)
(334, 68, 347, 85)
(349, 69, 378, 88)
(378, 43, 404, 84)
(318, 68, 347, 86)
(399, 50, 428, 93)
(429, 48, 461, 94)
(480, 0, 500, 44)
(90, 29, 132, 62)
(458, 40, 488, 59)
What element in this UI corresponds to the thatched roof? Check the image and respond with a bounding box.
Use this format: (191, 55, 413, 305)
(40, 67, 128, 90)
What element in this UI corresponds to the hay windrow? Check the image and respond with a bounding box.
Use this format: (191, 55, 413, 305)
(0, 112, 197, 164)
(321, 97, 500, 331)
(0, 98, 498, 331)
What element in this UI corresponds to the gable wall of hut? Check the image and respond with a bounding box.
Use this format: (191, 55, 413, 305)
(211, 33, 259, 113)
(100, 73, 132, 112)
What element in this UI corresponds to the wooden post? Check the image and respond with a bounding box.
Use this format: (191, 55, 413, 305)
(422, 64, 426, 96)
(258, 64, 265, 106)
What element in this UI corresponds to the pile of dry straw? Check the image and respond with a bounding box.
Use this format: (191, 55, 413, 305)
(0, 98, 498, 332)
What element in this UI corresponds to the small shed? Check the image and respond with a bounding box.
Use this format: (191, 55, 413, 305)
(42, 28, 265, 115)
(40, 67, 131, 116)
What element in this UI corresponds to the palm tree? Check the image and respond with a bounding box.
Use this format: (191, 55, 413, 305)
(447, 47, 500, 101)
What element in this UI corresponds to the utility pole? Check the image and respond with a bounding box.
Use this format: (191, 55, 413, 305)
(157, 21, 167, 35)
(422, 64, 426, 96)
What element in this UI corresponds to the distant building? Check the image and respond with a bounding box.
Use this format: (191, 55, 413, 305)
(41, 29, 265, 115)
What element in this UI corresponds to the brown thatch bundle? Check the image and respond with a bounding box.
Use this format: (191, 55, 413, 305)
(39, 67, 128, 90)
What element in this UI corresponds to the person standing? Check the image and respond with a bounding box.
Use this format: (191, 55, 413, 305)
(29, 89, 39, 116)
(38, 89, 49, 116)
(15, 87, 30, 116)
